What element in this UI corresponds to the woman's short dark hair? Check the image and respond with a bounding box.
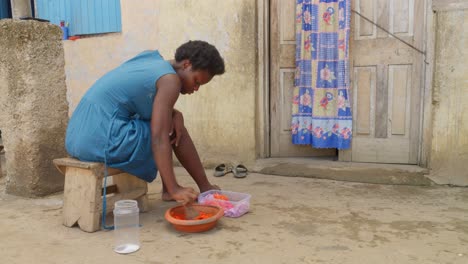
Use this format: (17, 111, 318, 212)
(175, 40, 225, 76)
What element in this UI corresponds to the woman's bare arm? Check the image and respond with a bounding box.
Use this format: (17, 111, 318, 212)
(151, 74, 197, 204)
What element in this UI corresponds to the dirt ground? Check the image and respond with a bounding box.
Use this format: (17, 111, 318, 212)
(0, 167, 467, 264)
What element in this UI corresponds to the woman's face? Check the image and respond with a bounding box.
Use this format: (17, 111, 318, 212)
(178, 61, 213, 95)
(178, 61, 213, 94)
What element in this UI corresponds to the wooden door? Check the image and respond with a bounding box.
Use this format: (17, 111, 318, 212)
(349, 0, 425, 163)
(270, 0, 336, 157)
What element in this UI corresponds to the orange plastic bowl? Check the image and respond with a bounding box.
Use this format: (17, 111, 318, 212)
(165, 204, 223, 233)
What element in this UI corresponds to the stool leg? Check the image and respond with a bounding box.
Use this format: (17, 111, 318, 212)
(136, 194, 150, 212)
(63, 167, 101, 232)
(113, 173, 150, 212)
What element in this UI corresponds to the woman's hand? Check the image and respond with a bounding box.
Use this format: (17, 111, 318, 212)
(171, 186, 199, 205)
(170, 109, 186, 147)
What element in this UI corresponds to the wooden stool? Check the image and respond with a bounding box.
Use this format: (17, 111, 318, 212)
(53, 157, 149, 232)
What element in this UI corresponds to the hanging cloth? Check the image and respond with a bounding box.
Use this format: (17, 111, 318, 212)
(292, 0, 352, 149)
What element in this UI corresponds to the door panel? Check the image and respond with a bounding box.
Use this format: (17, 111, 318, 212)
(350, 0, 424, 164)
(354, 66, 375, 135)
(270, 0, 336, 157)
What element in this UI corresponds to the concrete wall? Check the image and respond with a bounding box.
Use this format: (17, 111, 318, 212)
(64, 0, 258, 167)
(429, 7, 468, 185)
(0, 20, 69, 196)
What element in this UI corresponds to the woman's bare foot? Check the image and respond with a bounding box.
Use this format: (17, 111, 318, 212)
(161, 192, 175, 201)
(161, 181, 180, 201)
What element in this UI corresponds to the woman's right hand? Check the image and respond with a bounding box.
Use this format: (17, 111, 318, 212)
(171, 186, 199, 205)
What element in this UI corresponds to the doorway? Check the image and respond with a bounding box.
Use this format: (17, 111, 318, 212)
(267, 0, 425, 164)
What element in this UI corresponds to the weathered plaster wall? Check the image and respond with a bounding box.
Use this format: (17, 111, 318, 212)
(429, 9, 468, 185)
(0, 20, 69, 196)
(64, 0, 257, 166)
(63, 0, 160, 112)
(156, 0, 257, 165)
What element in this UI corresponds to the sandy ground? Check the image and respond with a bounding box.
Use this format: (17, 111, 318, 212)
(0, 167, 467, 264)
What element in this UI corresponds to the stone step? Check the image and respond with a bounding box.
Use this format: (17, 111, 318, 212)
(252, 158, 432, 186)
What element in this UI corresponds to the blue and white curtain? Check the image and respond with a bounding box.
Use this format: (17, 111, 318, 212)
(292, 0, 352, 149)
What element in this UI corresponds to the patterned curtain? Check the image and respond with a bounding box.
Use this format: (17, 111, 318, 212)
(292, 0, 352, 149)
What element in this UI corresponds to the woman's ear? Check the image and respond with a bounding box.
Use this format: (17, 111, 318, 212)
(183, 60, 191, 70)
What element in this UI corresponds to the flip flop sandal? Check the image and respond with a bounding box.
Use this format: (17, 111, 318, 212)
(232, 164, 248, 178)
(214, 163, 232, 177)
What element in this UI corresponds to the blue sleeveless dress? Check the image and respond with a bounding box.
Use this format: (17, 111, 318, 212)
(65, 50, 176, 182)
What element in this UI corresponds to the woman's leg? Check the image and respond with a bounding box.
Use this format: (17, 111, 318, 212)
(161, 130, 219, 200)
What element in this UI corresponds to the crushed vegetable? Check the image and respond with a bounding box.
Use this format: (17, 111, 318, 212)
(171, 211, 214, 220)
(213, 193, 229, 200)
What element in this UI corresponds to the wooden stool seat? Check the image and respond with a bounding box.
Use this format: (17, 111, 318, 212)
(53, 157, 149, 232)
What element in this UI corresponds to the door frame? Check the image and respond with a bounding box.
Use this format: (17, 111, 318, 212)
(256, 0, 270, 159)
(255, 0, 435, 166)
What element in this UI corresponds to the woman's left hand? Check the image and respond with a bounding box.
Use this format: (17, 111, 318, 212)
(170, 109, 186, 147)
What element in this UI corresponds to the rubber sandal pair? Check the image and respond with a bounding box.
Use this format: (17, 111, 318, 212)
(214, 164, 232, 177)
(214, 164, 248, 178)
